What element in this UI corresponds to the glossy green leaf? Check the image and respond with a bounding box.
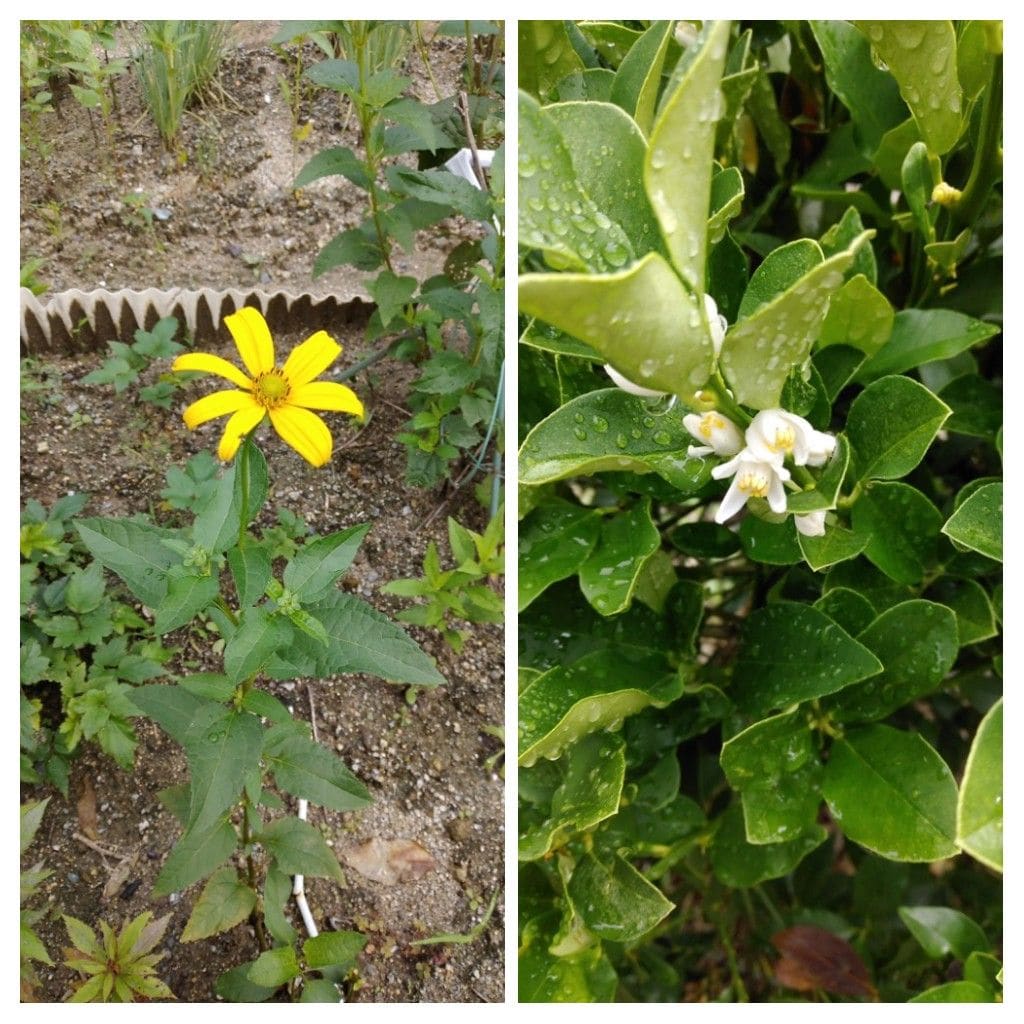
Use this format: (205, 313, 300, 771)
(853, 22, 962, 154)
(720, 231, 873, 409)
(818, 275, 894, 356)
(813, 588, 876, 636)
(909, 981, 992, 1003)
(519, 389, 712, 490)
(711, 801, 826, 888)
(898, 905, 989, 960)
(824, 560, 914, 614)
(731, 602, 882, 717)
(823, 724, 958, 861)
(519, 500, 602, 611)
(519, 21, 585, 101)
(520, 253, 713, 397)
(708, 230, 748, 322)
(739, 515, 801, 566)
(957, 22, 994, 100)
(519, 912, 617, 1002)
(545, 101, 664, 261)
(580, 21, 641, 66)
(798, 525, 868, 572)
(519, 649, 683, 766)
(847, 375, 950, 481)
(942, 482, 1002, 561)
(645, 20, 730, 289)
(283, 523, 370, 602)
(820, 207, 878, 285)
(609, 20, 673, 136)
(154, 819, 237, 895)
(568, 852, 673, 942)
(925, 577, 998, 645)
(851, 482, 942, 584)
(856, 309, 999, 382)
(963, 951, 1002, 994)
(829, 600, 958, 723)
(183, 706, 262, 835)
(520, 318, 600, 361)
(957, 697, 1002, 871)
(519, 733, 625, 860)
(303, 930, 367, 971)
(227, 546, 271, 609)
(721, 709, 822, 844)
(814, 345, 865, 403)
(181, 866, 256, 942)
(553, 69, 615, 102)
(938, 374, 1002, 438)
(787, 435, 851, 514)
(668, 521, 741, 559)
(901, 141, 938, 243)
(519, 91, 633, 272)
(264, 729, 371, 812)
(707, 165, 744, 244)
(153, 572, 219, 635)
(579, 500, 660, 616)
(259, 817, 343, 882)
(738, 240, 822, 320)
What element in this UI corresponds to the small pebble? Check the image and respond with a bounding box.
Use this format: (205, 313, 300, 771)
(67, 871, 79, 884)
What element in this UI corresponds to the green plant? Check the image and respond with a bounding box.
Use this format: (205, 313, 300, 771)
(20, 357, 63, 422)
(135, 21, 228, 151)
(19, 33, 54, 160)
(20, 257, 48, 296)
(82, 316, 188, 407)
(518, 19, 1001, 1004)
(270, 21, 342, 152)
(63, 911, 174, 1002)
(21, 799, 54, 999)
(61, 22, 128, 154)
(382, 513, 503, 651)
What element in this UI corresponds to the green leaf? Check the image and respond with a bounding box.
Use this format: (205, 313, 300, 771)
(721, 709, 822, 844)
(739, 515, 801, 566)
(668, 521, 741, 559)
(388, 167, 492, 222)
(21, 797, 49, 855)
(853, 22, 962, 154)
(823, 724, 958, 861)
(181, 866, 256, 942)
(519, 650, 682, 766)
(519, 21, 585, 100)
(519, 317, 600, 361)
(519, 733, 625, 860)
(609, 20, 673, 136)
(719, 231, 873, 409)
(519, 911, 617, 1002)
(227, 546, 272, 609)
(519, 389, 712, 490)
(731, 603, 882, 717)
(738, 240, 822, 320)
(153, 572, 219, 634)
(856, 309, 999, 382)
(828, 600, 959, 723)
(787, 435, 852, 514)
(179, 673, 235, 703)
(820, 207, 878, 285)
(64, 562, 105, 614)
(192, 464, 241, 555)
(129, 684, 208, 746)
(264, 730, 371, 812)
(909, 981, 993, 1003)
(925, 577, 998, 645)
(963, 951, 1002, 995)
(901, 141, 938, 243)
(294, 145, 371, 191)
(247, 945, 301, 988)
(851, 482, 942, 584)
(707, 165, 745, 244)
(644, 21, 731, 290)
(262, 863, 297, 945)
(578, 500, 660, 616)
(568, 852, 673, 942)
(224, 609, 289, 685)
(154, 819, 237, 895)
(818, 275, 894, 356)
(846, 375, 951, 481)
(545, 100, 664, 259)
(942, 482, 1002, 561)
(520, 253, 713, 398)
(233, 436, 269, 529)
(299, 979, 342, 1002)
(938, 374, 1002, 438)
(710, 801, 826, 888)
(519, 500, 601, 611)
(283, 523, 370, 602)
(519, 91, 633, 272)
(214, 963, 276, 1002)
(799, 525, 868, 572)
(303, 930, 367, 971)
(74, 518, 180, 607)
(367, 270, 417, 327)
(957, 697, 1002, 871)
(898, 906, 989, 960)
(259, 817, 343, 882)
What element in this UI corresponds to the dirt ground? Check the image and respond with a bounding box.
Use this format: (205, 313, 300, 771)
(20, 21, 504, 1004)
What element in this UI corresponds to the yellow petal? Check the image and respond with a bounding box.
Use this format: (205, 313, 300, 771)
(182, 389, 259, 429)
(173, 352, 253, 390)
(281, 331, 342, 388)
(269, 405, 332, 467)
(217, 406, 267, 461)
(225, 307, 276, 378)
(288, 381, 364, 418)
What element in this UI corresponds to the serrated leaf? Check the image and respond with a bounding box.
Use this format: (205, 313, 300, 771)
(181, 867, 256, 942)
(247, 945, 301, 988)
(259, 817, 343, 882)
(154, 819, 237, 895)
(227, 545, 272, 608)
(264, 730, 370, 811)
(303, 930, 367, 971)
(224, 609, 289, 685)
(153, 573, 219, 634)
(129, 685, 209, 746)
(283, 523, 370, 602)
(294, 145, 371, 191)
(74, 519, 180, 607)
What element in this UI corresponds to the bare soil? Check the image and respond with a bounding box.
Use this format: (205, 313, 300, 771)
(20, 21, 504, 1004)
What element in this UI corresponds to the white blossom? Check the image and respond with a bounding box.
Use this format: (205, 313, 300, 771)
(712, 452, 790, 522)
(745, 409, 836, 468)
(704, 293, 728, 357)
(683, 411, 743, 458)
(603, 364, 667, 398)
(794, 510, 827, 537)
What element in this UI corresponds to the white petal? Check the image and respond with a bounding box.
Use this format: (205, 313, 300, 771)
(767, 473, 788, 514)
(715, 477, 749, 523)
(687, 444, 713, 457)
(794, 511, 826, 537)
(604, 364, 668, 398)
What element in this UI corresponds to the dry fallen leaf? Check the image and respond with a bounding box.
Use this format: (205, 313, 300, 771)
(772, 924, 877, 1000)
(343, 838, 437, 885)
(101, 853, 138, 902)
(76, 778, 98, 840)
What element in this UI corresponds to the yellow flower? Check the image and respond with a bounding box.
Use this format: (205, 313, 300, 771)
(172, 307, 363, 467)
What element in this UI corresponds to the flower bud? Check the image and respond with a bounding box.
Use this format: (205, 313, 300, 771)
(683, 411, 743, 458)
(794, 510, 827, 537)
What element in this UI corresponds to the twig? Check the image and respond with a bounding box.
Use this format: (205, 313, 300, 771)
(306, 682, 320, 744)
(457, 91, 486, 189)
(72, 832, 121, 862)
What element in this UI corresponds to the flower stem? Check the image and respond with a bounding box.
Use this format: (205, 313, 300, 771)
(241, 796, 269, 952)
(953, 55, 1003, 227)
(708, 372, 751, 427)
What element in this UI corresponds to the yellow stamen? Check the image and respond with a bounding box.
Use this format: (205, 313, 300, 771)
(768, 425, 795, 453)
(253, 371, 290, 409)
(699, 412, 726, 439)
(738, 471, 770, 498)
